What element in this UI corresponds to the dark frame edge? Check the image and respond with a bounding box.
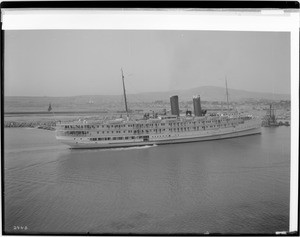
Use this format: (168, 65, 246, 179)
(0, 0, 299, 236)
(1, 6, 5, 236)
(0, 1, 299, 9)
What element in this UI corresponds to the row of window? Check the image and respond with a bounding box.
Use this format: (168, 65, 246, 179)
(64, 125, 91, 129)
(88, 124, 237, 142)
(64, 131, 89, 135)
(61, 123, 242, 137)
(93, 124, 238, 135)
(89, 136, 149, 141)
(85, 123, 248, 142)
(97, 129, 167, 134)
(63, 120, 243, 131)
(64, 123, 165, 130)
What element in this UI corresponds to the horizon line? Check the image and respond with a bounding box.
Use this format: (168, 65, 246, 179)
(4, 85, 291, 97)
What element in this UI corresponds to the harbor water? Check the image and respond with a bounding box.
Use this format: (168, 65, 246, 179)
(4, 127, 290, 234)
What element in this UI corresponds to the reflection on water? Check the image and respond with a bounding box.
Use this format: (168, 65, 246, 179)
(4, 127, 290, 234)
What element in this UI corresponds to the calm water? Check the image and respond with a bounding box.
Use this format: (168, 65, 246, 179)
(4, 127, 290, 234)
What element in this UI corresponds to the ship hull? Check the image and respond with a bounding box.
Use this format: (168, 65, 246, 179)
(57, 127, 261, 149)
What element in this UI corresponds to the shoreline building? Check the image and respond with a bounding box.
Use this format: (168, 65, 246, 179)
(193, 95, 202, 117)
(170, 95, 180, 116)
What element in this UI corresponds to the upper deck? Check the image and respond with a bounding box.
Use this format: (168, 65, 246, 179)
(56, 113, 258, 135)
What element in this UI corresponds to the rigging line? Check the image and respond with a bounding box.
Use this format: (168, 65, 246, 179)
(121, 68, 129, 119)
(225, 76, 230, 112)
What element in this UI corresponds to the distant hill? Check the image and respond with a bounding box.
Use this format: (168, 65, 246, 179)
(131, 86, 290, 102)
(4, 86, 290, 113)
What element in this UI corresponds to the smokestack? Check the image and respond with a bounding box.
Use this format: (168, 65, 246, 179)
(170, 95, 180, 116)
(193, 95, 202, 116)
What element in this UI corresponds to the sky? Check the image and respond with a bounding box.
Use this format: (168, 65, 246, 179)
(4, 30, 290, 96)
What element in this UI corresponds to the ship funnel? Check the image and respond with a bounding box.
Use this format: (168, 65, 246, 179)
(170, 95, 180, 116)
(193, 95, 202, 116)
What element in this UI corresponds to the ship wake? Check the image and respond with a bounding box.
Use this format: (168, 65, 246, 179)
(103, 144, 158, 151)
(74, 144, 158, 153)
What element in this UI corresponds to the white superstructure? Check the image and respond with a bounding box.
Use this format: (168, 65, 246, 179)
(56, 113, 261, 149)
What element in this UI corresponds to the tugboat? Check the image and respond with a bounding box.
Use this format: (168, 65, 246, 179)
(262, 104, 279, 127)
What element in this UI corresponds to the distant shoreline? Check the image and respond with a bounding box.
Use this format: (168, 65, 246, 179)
(4, 111, 109, 116)
(4, 120, 56, 130)
(4, 111, 115, 130)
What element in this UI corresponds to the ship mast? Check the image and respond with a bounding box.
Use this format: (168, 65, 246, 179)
(225, 76, 230, 112)
(121, 68, 129, 119)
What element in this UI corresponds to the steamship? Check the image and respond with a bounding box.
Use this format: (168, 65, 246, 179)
(55, 70, 261, 149)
